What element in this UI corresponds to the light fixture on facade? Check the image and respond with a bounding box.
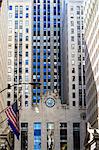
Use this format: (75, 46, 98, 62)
(35, 105, 39, 113)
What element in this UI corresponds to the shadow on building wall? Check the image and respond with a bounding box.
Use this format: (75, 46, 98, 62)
(85, 43, 98, 128)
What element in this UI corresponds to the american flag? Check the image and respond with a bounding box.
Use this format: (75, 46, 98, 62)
(5, 101, 20, 140)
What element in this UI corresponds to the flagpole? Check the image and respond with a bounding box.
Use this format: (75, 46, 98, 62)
(0, 82, 41, 148)
(0, 106, 8, 114)
(0, 82, 41, 115)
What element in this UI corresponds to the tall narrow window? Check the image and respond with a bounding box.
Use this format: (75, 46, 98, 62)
(21, 123, 28, 150)
(47, 123, 55, 150)
(73, 123, 80, 150)
(34, 122, 41, 150)
(60, 123, 67, 150)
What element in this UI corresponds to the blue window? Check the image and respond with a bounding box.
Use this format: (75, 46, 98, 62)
(48, 69, 51, 72)
(38, 5, 40, 9)
(48, 4, 50, 9)
(43, 55, 46, 59)
(48, 16, 50, 21)
(26, 13, 29, 18)
(37, 62, 40, 66)
(37, 75, 40, 79)
(44, 82, 47, 86)
(25, 60, 28, 65)
(33, 62, 36, 66)
(26, 28, 29, 33)
(34, 17, 36, 21)
(25, 68, 28, 73)
(33, 49, 36, 53)
(43, 49, 46, 53)
(26, 52, 28, 57)
(44, 23, 46, 29)
(33, 68, 36, 72)
(38, 23, 40, 31)
(43, 68, 46, 72)
(44, 16, 46, 21)
(20, 14, 23, 18)
(48, 63, 51, 67)
(58, 4, 60, 14)
(38, 16, 40, 21)
(37, 89, 40, 93)
(58, 0, 60, 3)
(9, 6, 12, 10)
(37, 96, 40, 101)
(33, 89, 36, 93)
(44, 4, 46, 9)
(15, 14, 18, 18)
(33, 96, 36, 100)
(48, 0, 50, 3)
(48, 23, 50, 28)
(33, 55, 36, 59)
(54, 7, 56, 15)
(37, 68, 40, 72)
(48, 75, 51, 79)
(34, 26, 36, 31)
(33, 96, 36, 103)
(44, 63, 46, 67)
(43, 89, 46, 94)
(26, 6, 29, 10)
(43, 75, 46, 79)
(37, 56, 40, 59)
(34, 6, 36, 10)
(43, 0, 46, 3)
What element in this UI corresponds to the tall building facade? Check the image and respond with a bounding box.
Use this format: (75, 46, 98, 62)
(7, 0, 63, 149)
(84, 0, 99, 148)
(0, 0, 8, 134)
(62, 0, 86, 149)
(84, 0, 99, 128)
(7, 0, 86, 150)
(0, 0, 10, 148)
(62, 0, 86, 108)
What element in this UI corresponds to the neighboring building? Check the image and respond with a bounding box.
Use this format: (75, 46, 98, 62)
(84, 0, 99, 129)
(84, 0, 99, 149)
(7, 0, 86, 150)
(62, 0, 86, 149)
(0, 0, 8, 127)
(0, 0, 13, 149)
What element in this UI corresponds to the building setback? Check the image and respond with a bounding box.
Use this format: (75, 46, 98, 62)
(7, 0, 86, 149)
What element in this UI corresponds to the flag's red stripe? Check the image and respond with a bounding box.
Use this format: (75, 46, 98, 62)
(5, 108, 19, 132)
(5, 109, 18, 130)
(5, 110, 19, 132)
(7, 108, 17, 124)
(9, 107, 17, 120)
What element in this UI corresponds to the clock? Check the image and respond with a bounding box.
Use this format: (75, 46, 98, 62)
(45, 97, 55, 108)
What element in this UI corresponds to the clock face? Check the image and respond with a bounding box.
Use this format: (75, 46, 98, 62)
(45, 98, 55, 108)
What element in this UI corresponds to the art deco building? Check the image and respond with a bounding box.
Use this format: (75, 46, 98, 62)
(7, 0, 86, 149)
